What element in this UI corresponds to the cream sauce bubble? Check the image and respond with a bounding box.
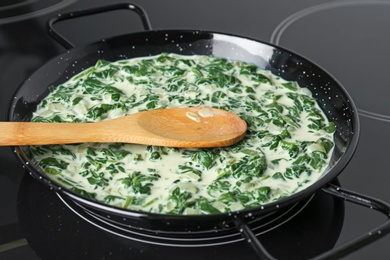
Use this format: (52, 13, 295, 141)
(198, 107, 216, 118)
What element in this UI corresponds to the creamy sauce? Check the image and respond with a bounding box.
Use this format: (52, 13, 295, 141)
(30, 53, 335, 215)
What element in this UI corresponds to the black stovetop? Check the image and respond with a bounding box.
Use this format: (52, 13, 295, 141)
(1, 0, 390, 259)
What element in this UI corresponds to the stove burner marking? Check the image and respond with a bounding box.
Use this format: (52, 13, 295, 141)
(0, 0, 76, 25)
(270, 1, 390, 45)
(270, 1, 390, 122)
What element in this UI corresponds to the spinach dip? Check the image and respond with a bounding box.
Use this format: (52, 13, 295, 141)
(30, 53, 335, 215)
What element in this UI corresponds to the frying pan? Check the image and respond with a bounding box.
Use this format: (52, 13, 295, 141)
(7, 3, 390, 259)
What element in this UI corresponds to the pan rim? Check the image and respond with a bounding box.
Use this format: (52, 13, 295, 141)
(8, 28, 360, 222)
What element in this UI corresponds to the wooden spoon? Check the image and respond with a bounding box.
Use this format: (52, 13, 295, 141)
(0, 107, 247, 148)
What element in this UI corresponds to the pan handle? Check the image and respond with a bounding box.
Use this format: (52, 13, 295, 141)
(234, 220, 277, 260)
(47, 3, 152, 49)
(236, 183, 390, 259)
(316, 183, 390, 259)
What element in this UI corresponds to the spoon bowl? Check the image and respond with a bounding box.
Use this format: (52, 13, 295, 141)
(0, 107, 247, 148)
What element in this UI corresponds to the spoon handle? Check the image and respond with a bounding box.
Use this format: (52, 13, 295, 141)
(0, 122, 97, 146)
(0, 107, 247, 148)
(0, 117, 151, 146)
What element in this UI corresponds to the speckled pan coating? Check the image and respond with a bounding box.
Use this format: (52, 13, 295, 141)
(8, 29, 359, 231)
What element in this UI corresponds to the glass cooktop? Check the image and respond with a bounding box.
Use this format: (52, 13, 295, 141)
(1, 0, 390, 259)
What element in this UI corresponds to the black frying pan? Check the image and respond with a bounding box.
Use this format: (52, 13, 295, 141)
(7, 3, 390, 259)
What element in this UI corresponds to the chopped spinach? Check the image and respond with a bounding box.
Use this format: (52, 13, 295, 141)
(30, 53, 335, 215)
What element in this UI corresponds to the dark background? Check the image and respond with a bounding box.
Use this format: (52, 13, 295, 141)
(1, 0, 390, 259)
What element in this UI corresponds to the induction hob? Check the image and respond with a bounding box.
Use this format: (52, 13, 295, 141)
(1, 0, 390, 259)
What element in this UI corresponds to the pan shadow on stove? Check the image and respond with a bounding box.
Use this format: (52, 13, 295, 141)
(17, 174, 344, 260)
